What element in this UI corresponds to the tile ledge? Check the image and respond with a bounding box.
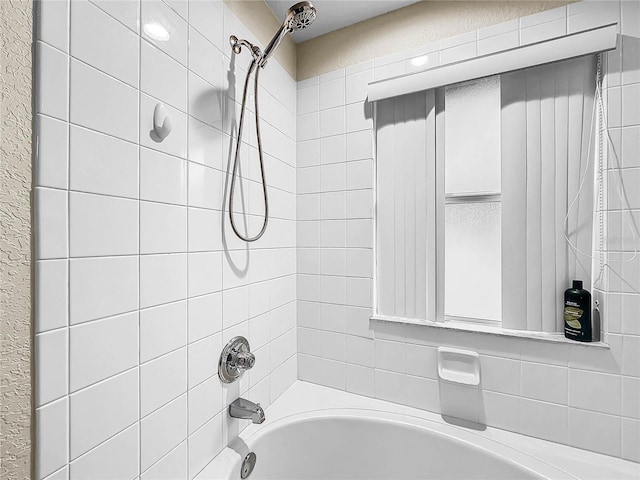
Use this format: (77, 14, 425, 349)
(370, 314, 610, 349)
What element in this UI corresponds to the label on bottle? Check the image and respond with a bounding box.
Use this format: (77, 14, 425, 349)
(564, 306, 583, 330)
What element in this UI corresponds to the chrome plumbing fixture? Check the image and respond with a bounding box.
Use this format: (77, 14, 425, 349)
(259, 1, 317, 68)
(218, 336, 255, 383)
(229, 397, 265, 425)
(241, 452, 257, 479)
(228, 2, 316, 242)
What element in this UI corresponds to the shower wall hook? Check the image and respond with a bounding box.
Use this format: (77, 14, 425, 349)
(152, 103, 172, 141)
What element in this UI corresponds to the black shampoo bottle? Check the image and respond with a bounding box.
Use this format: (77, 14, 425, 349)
(564, 280, 592, 342)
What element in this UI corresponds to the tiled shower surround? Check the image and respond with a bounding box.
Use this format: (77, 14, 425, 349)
(34, 1, 296, 478)
(35, 0, 640, 478)
(296, 1, 640, 464)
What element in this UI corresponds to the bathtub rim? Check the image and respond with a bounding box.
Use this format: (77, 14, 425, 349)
(212, 408, 578, 480)
(197, 381, 639, 480)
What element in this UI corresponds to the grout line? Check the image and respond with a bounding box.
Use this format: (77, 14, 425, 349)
(69, 421, 139, 469)
(59, 187, 299, 213)
(186, 4, 192, 474)
(87, 0, 137, 34)
(137, 0, 143, 476)
(66, 0, 72, 471)
(140, 439, 187, 478)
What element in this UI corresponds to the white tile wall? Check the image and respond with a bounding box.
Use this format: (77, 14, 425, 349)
(35, 0, 297, 478)
(296, 1, 640, 463)
(69, 424, 139, 480)
(69, 125, 139, 198)
(35, 0, 640, 473)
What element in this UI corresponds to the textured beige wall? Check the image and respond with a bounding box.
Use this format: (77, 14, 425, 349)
(224, 0, 297, 78)
(0, 0, 33, 478)
(297, 0, 575, 79)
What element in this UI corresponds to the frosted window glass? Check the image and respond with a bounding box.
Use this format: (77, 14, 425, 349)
(445, 202, 501, 322)
(445, 76, 501, 195)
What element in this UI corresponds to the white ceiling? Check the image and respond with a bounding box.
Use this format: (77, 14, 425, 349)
(264, 0, 420, 43)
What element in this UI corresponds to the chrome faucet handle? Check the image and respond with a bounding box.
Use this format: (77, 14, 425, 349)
(229, 350, 255, 370)
(219, 336, 255, 383)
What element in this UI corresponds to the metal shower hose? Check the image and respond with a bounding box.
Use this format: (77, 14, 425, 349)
(228, 56, 269, 242)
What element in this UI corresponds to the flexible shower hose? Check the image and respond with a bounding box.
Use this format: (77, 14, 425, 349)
(229, 56, 269, 242)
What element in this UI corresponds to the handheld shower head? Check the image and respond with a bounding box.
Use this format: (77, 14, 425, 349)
(285, 1, 317, 31)
(260, 1, 316, 67)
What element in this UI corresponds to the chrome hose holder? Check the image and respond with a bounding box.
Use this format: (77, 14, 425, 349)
(219, 336, 255, 383)
(229, 36, 262, 60)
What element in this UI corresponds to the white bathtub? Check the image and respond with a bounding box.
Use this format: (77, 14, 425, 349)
(198, 382, 638, 480)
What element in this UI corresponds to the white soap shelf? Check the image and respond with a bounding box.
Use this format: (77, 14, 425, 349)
(437, 347, 480, 386)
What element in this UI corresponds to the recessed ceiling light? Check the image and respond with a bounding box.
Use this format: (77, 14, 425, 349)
(411, 55, 429, 67)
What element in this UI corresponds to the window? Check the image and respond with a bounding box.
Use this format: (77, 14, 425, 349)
(374, 55, 598, 333)
(443, 76, 501, 326)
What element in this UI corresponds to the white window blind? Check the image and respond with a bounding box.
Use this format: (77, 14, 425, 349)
(375, 91, 436, 321)
(501, 55, 596, 332)
(374, 55, 597, 333)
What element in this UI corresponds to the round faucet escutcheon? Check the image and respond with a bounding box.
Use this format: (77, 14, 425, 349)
(219, 336, 255, 383)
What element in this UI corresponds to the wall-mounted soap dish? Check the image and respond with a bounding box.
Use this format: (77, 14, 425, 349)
(437, 347, 480, 386)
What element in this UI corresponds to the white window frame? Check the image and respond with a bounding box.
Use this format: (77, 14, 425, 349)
(370, 25, 617, 343)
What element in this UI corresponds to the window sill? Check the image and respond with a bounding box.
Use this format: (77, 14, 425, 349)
(370, 314, 610, 349)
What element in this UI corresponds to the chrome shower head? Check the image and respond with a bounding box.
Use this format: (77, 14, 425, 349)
(285, 1, 317, 32)
(260, 1, 316, 67)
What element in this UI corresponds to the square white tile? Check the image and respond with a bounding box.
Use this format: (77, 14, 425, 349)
(140, 147, 187, 205)
(36, 42, 68, 121)
(140, 441, 186, 480)
(35, 115, 68, 189)
(37, 0, 69, 51)
(35, 259, 68, 333)
(188, 117, 224, 170)
(187, 413, 223, 479)
(188, 72, 224, 130)
(69, 125, 139, 199)
(140, 300, 187, 362)
(189, 0, 223, 51)
(189, 28, 224, 90)
(69, 192, 138, 257)
(70, 59, 138, 143)
(35, 187, 68, 260)
(140, 201, 187, 254)
(319, 107, 346, 138)
(188, 375, 224, 435)
(188, 207, 222, 252)
(188, 163, 223, 210)
(36, 398, 69, 480)
(70, 369, 139, 459)
(319, 77, 345, 111)
(188, 252, 223, 297)
(69, 312, 138, 392)
(140, 254, 187, 308)
(141, 40, 187, 112)
(69, 424, 139, 480)
(141, 348, 187, 417)
(222, 286, 250, 329)
(36, 329, 68, 407)
(141, 0, 188, 65)
(140, 394, 187, 471)
(70, 0, 139, 87)
(69, 256, 138, 324)
(188, 333, 221, 388)
(90, 0, 140, 33)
